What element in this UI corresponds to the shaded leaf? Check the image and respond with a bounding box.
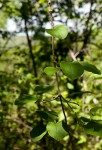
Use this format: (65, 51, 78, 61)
(81, 62, 101, 74)
(83, 121, 102, 137)
(34, 85, 53, 94)
(46, 25, 68, 39)
(44, 67, 60, 76)
(36, 110, 58, 121)
(89, 107, 102, 116)
(89, 106, 102, 122)
(15, 95, 40, 105)
(70, 91, 93, 96)
(62, 121, 69, 132)
(79, 117, 91, 125)
(30, 124, 47, 142)
(46, 121, 68, 141)
(60, 61, 84, 79)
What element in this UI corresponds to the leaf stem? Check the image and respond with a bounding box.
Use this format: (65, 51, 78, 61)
(48, 1, 75, 149)
(48, 0, 67, 123)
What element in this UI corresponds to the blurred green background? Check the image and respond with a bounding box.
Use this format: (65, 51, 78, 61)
(0, 0, 102, 149)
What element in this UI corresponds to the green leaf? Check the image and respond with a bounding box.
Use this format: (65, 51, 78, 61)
(83, 121, 102, 137)
(70, 91, 93, 97)
(81, 62, 101, 74)
(15, 95, 40, 105)
(46, 25, 68, 39)
(89, 106, 102, 122)
(46, 121, 68, 141)
(0, 110, 3, 121)
(77, 135, 86, 144)
(36, 111, 58, 121)
(89, 107, 102, 116)
(34, 85, 53, 94)
(44, 67, 60, 76)
(79, 117, 91, 125)
(93, 75, 102, 79)
(60, 61, 84, 80)
(30, 124, 47, 142)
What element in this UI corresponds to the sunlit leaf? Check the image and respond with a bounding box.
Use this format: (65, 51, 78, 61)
(46, 25, 68, 39)
(77, 135, 86, 144)
(44, 67, 60, 76)
(46, 121, 68, 141)
(93, 75, 102, 79)
(81, 62, 101, 74)
(30, 124, 47, 142)
(60, 61, 84, 79)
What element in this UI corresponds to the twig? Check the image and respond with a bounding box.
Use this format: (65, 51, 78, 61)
(59, 95, 67, 123)
(5, 117, 32, 130)
(48, 0, 67, 123)
(42, 99, 56, 103)
(48, 3, 75, 148)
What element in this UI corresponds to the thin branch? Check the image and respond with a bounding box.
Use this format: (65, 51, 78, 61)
(59, 95, 67, 123)
(24, 18, 38, 79)
(76, 1, 94, 60)
(48, 3, 75, 149)
(48, 0, 60, 94)
(88, 42, 102, 49)
(5, 117, 32, 130)
(48, 0, 67, 124)
(42, 99, 56, 103)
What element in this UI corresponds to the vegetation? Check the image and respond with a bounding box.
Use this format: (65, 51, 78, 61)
(0, 0, 102, 149)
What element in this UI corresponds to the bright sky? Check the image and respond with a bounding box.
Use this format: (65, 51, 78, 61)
(6, 3, 90, 32)
(6, 19, 17, 32)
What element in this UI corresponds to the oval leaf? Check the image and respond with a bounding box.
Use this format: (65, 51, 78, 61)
(46, 121, 68, 141)
(34, 85, 53, 94)
(60, 61, 84, 80)
(44, 67, 60, 76)
(83, 121, 102, 137)
(90, 107, 102, 115)
(15, 95, 40, 105)
(93, 75, 102, 79)
(46, 25, 68, 39)
(89, 107, 102, 119)
(30, 124, 47, 142)
(81, 62, 101, 74)
(36, 110, 58, 121)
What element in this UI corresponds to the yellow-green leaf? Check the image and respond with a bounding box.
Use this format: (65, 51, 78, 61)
(44, 67, 60, 76)
(46, 121, 68, 141)
(46, 25, 68, 39)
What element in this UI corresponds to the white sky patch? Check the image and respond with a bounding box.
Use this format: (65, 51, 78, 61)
(6, 19, 17, 32)
(6, 3, 91, 33)
(0, 3, 2, 7)
(78, 3, 90, 13)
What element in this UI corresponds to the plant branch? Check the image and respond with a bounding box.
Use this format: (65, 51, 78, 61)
(24, 18, 38, 80)
(59, 95, 67, 123)
(48, 0, 67, 123)
(48, 3, 75, 149)
(5, 117, 32, 130)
